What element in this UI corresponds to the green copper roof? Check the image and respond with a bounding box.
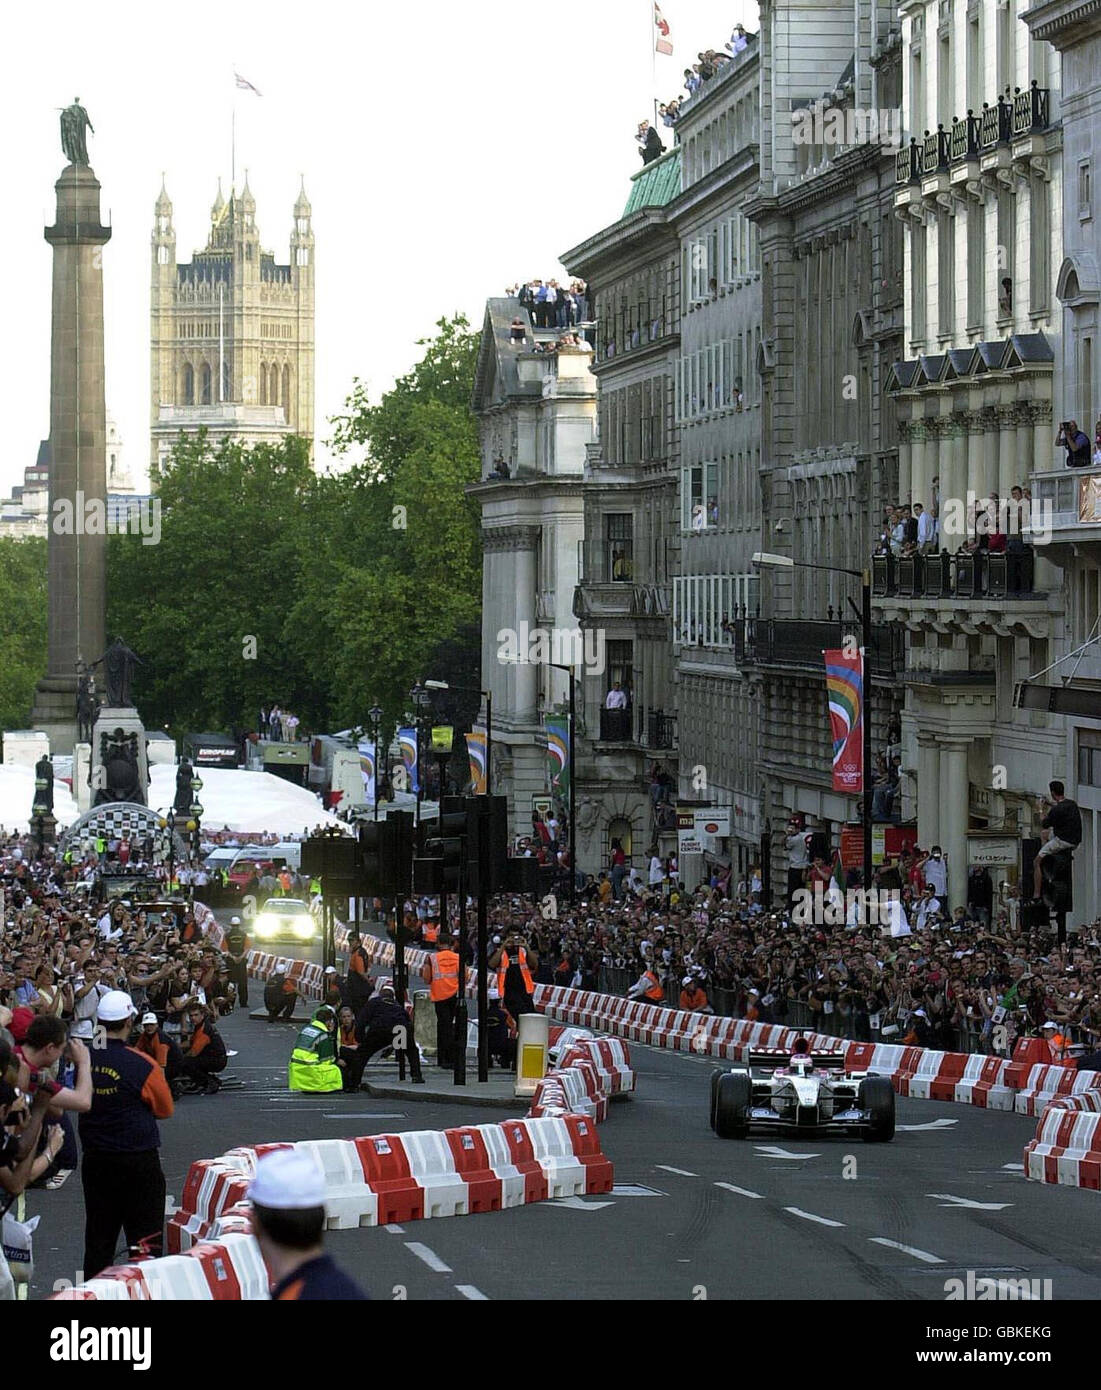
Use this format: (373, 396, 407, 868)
(623, 147, 681, 215)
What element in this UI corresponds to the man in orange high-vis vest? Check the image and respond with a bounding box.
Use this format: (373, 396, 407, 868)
(627, 962, 666, 1003)
(488, 932, 539, 1018)
(421, 934, 460, 1067)
(422, 921, 440, 947)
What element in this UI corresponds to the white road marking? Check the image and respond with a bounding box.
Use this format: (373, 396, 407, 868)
(405, 1242, 452, 1272)
(897, 1119, 959, 1132)
(715, 1182, 764, 1199)
(549, 1196, 616, 1211)
(1002, 1163, 1025, 1171)
(869, 1237, 945, 1264)
(384, 1224, 405, 1234)
(322, 1113, 407, 1120)
(754, 1146, 820, 1160)
(656, 1165, 698, 1177)
(455, 1284, 489, 1300)
(927, 1193, 1014, 1211)
(610, 1184, 666, 1196)
(784, 1206, 844, 1227)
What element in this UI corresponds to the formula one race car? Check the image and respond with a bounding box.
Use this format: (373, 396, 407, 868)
(709, 1038, 895, 1142)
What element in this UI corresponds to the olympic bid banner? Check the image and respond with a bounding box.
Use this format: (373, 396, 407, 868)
(544, 715, 570, 798)
(824, 648, 864, 793)
(357, 740, 376, 804)
(397, 726, 419, 794)
(465, 726, 487, 795)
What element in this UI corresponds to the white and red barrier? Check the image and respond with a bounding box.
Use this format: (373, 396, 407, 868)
(164, 1115, 613, 1257)
(52, 1232, 269, 1301)
(1024, 1105, 1101, 1189)
(1014, 1063, 1101, 1117)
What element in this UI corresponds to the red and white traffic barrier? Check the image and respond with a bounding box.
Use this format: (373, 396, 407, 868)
(163, 1116, 614, 1258)
(1024, 1105, 1101, 1189)
(52, 1233, 269, 1301)
(1014, 1064, 1101, 1117)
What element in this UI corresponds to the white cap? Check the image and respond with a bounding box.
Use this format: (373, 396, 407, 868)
(97, 990, 136, 1022)
(230, 916, 242, 926)
(140, 1012, 158, 1026)
(488, 986, 500, 1001)
(913, 1008, 927, 1018)
(248, 1150, 326, 1210)
(324, 966, 337, 974)
(682, 976, 693, 986)
(1041, 1020, 1059, 1030)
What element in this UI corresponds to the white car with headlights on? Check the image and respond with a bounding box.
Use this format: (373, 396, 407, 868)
(252, 898, 317, 944)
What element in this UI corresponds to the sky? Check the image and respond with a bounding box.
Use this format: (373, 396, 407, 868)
(2, 0, 758, 496)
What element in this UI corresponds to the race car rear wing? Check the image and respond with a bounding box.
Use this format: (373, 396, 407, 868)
(744, 1049, 849, 1071)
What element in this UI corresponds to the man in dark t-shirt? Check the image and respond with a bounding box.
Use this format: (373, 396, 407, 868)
(1033, 780, 1082, 899)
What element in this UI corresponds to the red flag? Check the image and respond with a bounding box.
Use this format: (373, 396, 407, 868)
(654, 3, 673, 55)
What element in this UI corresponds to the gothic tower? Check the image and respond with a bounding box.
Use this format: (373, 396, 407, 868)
(149, 175, 315, 475)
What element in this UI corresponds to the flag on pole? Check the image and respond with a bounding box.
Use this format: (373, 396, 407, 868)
(824, 648, 864, 793)
(234, 72, 263, 96)
(465, 726, 487, 796)
(357, 740, 376, 805)
(398, 727, 419, 795)
(654, 3, 673, 54)
(544, 715, 570, 798)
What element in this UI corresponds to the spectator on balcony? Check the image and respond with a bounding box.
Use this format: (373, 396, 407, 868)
(913, 502, 935, 553)
(1057, 419, 1092, 468)
(605, 681, 629, 711)
(612, 548, 633, 580)
(659, 100, 680, 127)
(637, 120, 665, 165)
(609, 839, 627, 901)
(728, 24, 749, 53)
(509, 317, 526, 346)
(684, 66, 701, 95)
(691, 503, 706, 532)
(998, 276, 1013, 317)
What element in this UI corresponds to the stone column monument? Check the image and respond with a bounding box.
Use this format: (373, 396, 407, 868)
(30, 100, 111, 756)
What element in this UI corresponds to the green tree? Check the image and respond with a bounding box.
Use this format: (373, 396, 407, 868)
(107, 433, 315, 733)
(0, 536, 47, 729)
(294, 314, 483, 726)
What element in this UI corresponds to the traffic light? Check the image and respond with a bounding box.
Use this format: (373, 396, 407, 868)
(414, 804, 469, 893)
(466, 795, 509, 896)
(358, 814, 415, 897)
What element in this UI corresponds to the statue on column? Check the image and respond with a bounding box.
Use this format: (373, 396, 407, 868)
(91, 637, 143, 709)
(59, 97, 94, 167)
(95, 727, 144, 806)
(33, 754, 55, 814)
(174, 759, 194, 816)
(76, 662, 98, 743)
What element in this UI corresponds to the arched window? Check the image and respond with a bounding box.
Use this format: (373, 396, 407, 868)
(200, 362, 212, 404)
(282, 364, 291, 412)
(270, 363, 279, 406)
(259, 362, 268, 405)
(182, 363, 194, 405)
(607, 816, 633, 862)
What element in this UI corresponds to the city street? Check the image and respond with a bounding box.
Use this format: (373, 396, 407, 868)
(26, 999, 1101, 1302)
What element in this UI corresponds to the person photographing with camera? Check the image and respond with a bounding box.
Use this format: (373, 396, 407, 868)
(488, 929, 539, 1019)
(1056, 419, 1092, 468)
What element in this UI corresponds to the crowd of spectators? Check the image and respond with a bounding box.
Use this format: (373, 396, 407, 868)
(260, 705, 301, 742)
(661, 25, 751, 120)
(506, 279, 590, 330)
(445, 864, 1101, 1062)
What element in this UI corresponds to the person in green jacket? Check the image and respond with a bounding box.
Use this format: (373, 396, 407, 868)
(288, 1006, 342, 1093)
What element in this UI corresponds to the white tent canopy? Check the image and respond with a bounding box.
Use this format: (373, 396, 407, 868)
(0, 763, 80, 833)
(148, 766, 347, 836)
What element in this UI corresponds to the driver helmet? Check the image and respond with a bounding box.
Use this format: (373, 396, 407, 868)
(230, 915, 242, 926)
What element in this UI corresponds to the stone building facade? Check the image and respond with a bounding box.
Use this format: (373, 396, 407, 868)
(149, 177, 315, 473)
(469, 302, 597, 852)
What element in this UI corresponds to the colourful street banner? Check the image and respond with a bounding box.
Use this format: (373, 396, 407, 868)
(544, 715, 570, 798)
(824, 648, 864, 793)
(357, 740, 376, 805)
(465, 726, 487, 795)
(397, 726, 419, 795)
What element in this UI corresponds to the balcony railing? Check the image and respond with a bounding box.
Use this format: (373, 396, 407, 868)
(949, 112, 981, 163)
(646, 709, 676, 750)
(895, 139, 922, 185)
(922, 126, 950, 174)
(730, 618, 905, 679)
(1013, 82, 1050, 136)
(872, 547, 1037, 600)
(598, 707, 634, 743)
(979, 97, 1012, 151)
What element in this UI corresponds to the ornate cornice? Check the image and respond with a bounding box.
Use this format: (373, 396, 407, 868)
(481, 524, 541, 553)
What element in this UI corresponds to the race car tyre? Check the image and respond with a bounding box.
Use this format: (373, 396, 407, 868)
(859, 1075, 895, 1142)
(714, 1072, 751, 1139)
(709, 1068, 725, 1131)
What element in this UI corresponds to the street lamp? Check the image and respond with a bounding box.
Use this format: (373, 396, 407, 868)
(752, 551, 874, 896)
(423, 680, 493, 794)
(368, 704, 383, 821)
